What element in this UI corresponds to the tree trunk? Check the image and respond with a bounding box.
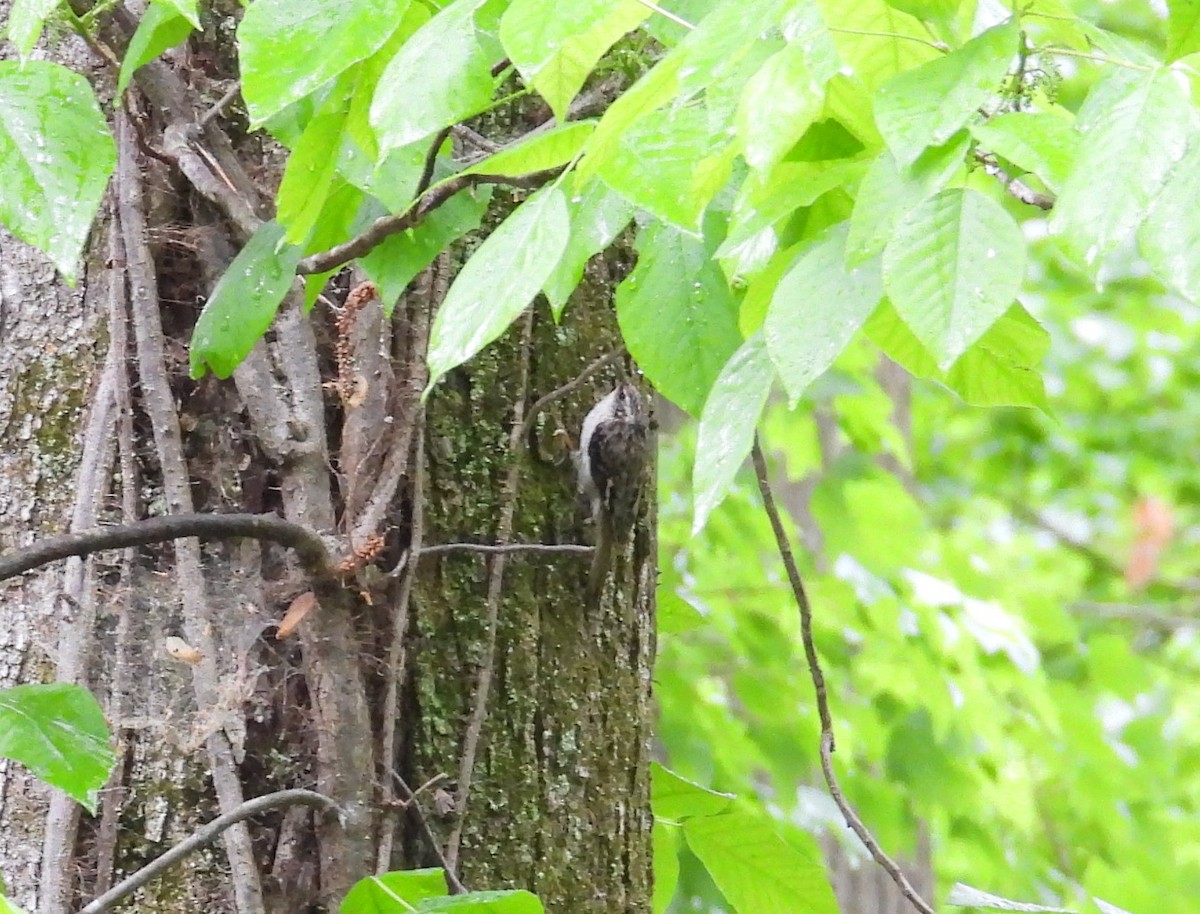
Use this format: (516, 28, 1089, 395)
(0, 9, 653, 914)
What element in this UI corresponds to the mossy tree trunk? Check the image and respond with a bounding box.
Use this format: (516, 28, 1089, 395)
(0, 5, 654, 913)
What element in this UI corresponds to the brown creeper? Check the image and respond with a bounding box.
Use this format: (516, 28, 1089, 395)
(577, 383, 649, 604)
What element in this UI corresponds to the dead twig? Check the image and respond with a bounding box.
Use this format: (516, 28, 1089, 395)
(392, 771, 467, 894)
(420, 542, 592, 558)
(750, 438, 936, 914)
(517, 349, 623, 441)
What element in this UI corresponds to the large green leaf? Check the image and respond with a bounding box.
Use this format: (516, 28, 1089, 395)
(426, 186, 570, 389)
(597, 103, 729, 231)
(154, 0, 200, 28)
(0, 61, 115, 281)
(1167, 0, 1200, 60)
(1051, 68, 1197, 265)
(693, 332, 774, 535)
(653, 822, 681, 914)
(277, 98, 354, 245)
(0, 683, 115, 814)
(735, 42, 825, 172)
(651, 763, 735, 820)
(370, 0, 493, 155)
(765, 222, 882, 403)
(874, 20, 1017, 167)
(683, 810, 839, 914)
(189, 221, 303, 379)
(816, 0, 939, 90)
(459, 121, 595, 179)
(1140, 137, 1200, 302)
(883, 188, 1025, 368)
(615, 221, 742, 416)
(542, 180, 633, 316)
(238, 0, 409, 124)
(1, 893, 30, 914)
(116, 3, 196, 98)
(969, 111, 1078, 193)
(867, 301, 1048, 409)
(341, 869, 449, 913)
(846, 149, 939, 264)
(499, 0, 648, 120)
(5, 0, 59, 58)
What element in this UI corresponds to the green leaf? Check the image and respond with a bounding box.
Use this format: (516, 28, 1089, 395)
(736, 42, 825, 172)
(239, 0, 409, 124)
(500, 0, 649, 120)
(5, 0, 59, 58)
(459, 121, 595, 178)
(615, 221, 742, 416)
(1140, 137, 1200, 301)
(867, 302, 1048, 409)
(1167, 0, 1200, 60)
(683, 810, 839, 914)
(426, 186, 570, 389)
(1051, 68, 1197, 265)
(883, 187, 1025, 368)
(277, 102, 353, 245)
(359, 185, 493, 309)
(1, 893, 29, 914)
(874, 20, 1017, 166)
(693, 332, 774, 535)
(370, 0, 493, 155)
(117, 3, 195, 98)
(416, 892, 544, 913)
(0, 61, 116, 281)
(846, 149, 938, 265)
(0, 683, 115, 814)
(543, 181, 633, 316)
(341, 869, 449, 913)
(189, 221, 303, 379)
(947, 883, 1074, 912)
(765, 223, 882, 404)
(653, 821, 681, 914)
(969, 111, 1078, 193)
(817, 0, 939, 90)
(154, 0, 200, 27)
(651, 763, 735, 820)
(597, 103, 729, 230)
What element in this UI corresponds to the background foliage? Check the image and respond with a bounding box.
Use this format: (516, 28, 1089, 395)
(3, 0, 1199, 911)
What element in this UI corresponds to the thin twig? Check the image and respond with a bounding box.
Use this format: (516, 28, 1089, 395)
(199, 81, 242, 129)
(973, 151, 1055, 210)
(420, 542, 592, 558)
(632, 0, 695, 29)
(445, 309, 536, 871)
(376, 424, 426, 873)
(0, 513, 334, 583)
(80, 790, 339, 914)
(750, 439, 936, 914)
(416, 126, 454, 198)
(297, 170, 560, 276)
(517, 350, 623, 441)
(392, 771, 467, 894)
(828, 26, 948, 51)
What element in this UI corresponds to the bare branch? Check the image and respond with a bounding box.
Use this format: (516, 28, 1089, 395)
(417, 126, 454, 198)
(751, 439, 936, 914)
(392, 770, 468, 895)
(0, 513, 334, 584)
(80, 790, 339, 914)
(973, 151, 1055, 210)
(297, 170, 560, 276)
(518, 349, 623, 441)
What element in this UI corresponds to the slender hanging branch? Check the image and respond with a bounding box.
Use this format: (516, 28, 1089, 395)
(750, 439, 936, 914)
(80, 790, 339, 914)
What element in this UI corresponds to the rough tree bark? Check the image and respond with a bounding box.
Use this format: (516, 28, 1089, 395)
(0, 4, 654, 913)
